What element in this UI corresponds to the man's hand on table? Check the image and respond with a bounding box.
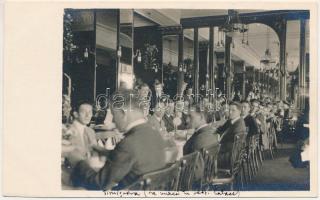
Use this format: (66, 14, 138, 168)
(95, 130, 124, 142)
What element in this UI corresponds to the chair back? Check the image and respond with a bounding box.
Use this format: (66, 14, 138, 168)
(201, 144, 220, 183)
(249, 134, 259, 150)
(178, 151, 201, 191)
(142, 162, 181, 191)
(122, 179, 144, 190)
(231, 132, 247, 173)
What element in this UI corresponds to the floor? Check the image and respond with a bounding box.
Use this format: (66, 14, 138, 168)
(246, 143, 310, 191)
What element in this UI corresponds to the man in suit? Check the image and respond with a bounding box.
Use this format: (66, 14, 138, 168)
(148, 99, 178, 164)
(66, 89, 167, 190)
(147, 100, 167, 133)
(216, 101, 246, 169)
(241, 101, 259, 138)
(184, 87, 194, 106)
(150, 80, 164, 113)
(183, 104, 219, 182)
(162, 99, 175, 133)
(183, 105, 219, 155)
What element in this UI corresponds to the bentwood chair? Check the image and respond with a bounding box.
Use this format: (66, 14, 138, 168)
(122, 180, 144, 190)
(200, 144, 220, 190)
(266, 122, 275, 160)
(229, 133, 248, 190)
(178, 151, 201, 191)
(201, 133, 247, 191)
(142, 162, 181, 191)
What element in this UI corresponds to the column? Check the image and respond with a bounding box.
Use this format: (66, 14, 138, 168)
(194, 27, 199, 101)
(177, 32, 184, 95)
(279, 19, 287, 101)
(209, 26, 215, 102)
(242, 63, 246, 100)
(299, 19, 306, 110)
(225, 35, 232, 100)
(93, 10, 97, 102)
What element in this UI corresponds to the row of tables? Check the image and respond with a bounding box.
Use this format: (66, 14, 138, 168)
(62, 119, 227, 190)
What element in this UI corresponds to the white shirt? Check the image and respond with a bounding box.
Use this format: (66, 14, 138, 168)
(231, 116, 241, 125)
(125, 118, 147, 133)
(242, 113, 249, 119)
(73, 120, 86, 147)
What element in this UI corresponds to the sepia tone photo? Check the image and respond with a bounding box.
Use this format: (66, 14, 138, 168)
(60, 8, 312, 194)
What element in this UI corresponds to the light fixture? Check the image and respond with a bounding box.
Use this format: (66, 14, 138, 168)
(134, 49, 141, 63)
(117, 46, 122, 57)
(179, 64, 183, 72)
(84, 48, 89, 58)
(260, 27, 276, 66)
(219, 10, 248, 37)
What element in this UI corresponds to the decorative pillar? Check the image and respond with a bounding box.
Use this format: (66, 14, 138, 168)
(299, 19, 306, 110)
(242, 63, 246, 100)
(209, 27, 215, 102)
(194, 27, 199, 101)
(225, 35, 232, 100)
(177, 32, 184, 95)
(279, 19, 287, 101)
(93, 10, 97, 102)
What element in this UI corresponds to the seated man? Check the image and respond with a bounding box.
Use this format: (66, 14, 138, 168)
(66, 89, 167, 190)
(183, 104, 219, 155)
(147, 100, 167, 133)
(183, 104, 219, 182)
(241, 101, 259, 139)
(63, 100, 98, 160)
(162, 99, 175, 133)
(216, 101, 246, 169)
(148, 99, 178, 164)
(62, 100, 100, 186)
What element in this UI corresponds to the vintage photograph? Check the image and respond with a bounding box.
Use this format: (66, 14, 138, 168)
(61, 9, 311, 193)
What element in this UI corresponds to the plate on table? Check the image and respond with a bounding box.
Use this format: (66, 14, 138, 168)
(94, 124, 115, 132)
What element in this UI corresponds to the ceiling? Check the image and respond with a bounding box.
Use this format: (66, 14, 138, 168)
(136, 9, 310, 72)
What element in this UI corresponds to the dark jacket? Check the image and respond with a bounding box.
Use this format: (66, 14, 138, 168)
(183, 125, 219, 155)
(217, 118, 246, 146)
(71, 123, 167, 190)
(162, 114, 175, 133)
(243, 115, 259, 138)
(216, 118, 246, 168)
(183, 125, 219, 181)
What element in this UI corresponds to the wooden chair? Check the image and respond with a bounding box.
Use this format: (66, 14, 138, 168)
(229, 133, 247, 190)
(122, 179, 144, 190)
(142, 162, 181, 191)
(200, 133, 247, 191)
(200, 144, 220, 189)
(246, 134, 259, 179)
(178, 151, 201, 191)
(266, 123, 275, 159)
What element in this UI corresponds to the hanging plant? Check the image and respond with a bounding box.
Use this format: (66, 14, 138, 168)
(63, 11, 83, 64)
(142, 43, 159, 72)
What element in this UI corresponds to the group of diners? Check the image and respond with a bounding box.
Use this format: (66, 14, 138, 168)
(62, 81, 293, 191)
